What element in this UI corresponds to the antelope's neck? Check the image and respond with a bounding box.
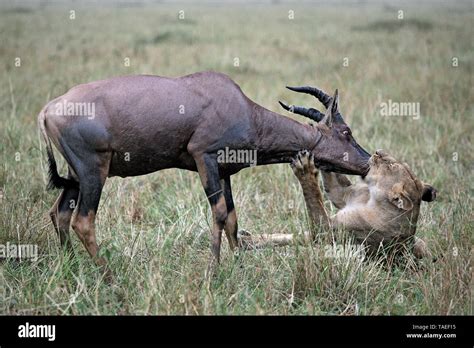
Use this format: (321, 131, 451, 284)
(251, 103, 319, 165)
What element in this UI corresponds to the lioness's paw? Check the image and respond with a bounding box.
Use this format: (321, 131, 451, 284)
(291, 150, 318, 177)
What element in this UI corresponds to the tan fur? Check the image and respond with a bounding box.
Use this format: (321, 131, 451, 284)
(240, 150, 435, 259)
(291, 151, 330, 239)
(239, 231, 313, 249)
(298, 150, 435, 257)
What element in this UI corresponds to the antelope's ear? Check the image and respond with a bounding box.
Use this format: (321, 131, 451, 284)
(421, 183, 437, 202)
(388, 182, 413, 211)
(321, 89, 338, 127)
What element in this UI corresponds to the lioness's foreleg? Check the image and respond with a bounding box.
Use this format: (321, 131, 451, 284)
(291, 151, 330, 238)
(320, 172, 354, 209)
(239, 150, 330, 249)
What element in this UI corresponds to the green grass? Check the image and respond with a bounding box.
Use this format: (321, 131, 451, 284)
(0, 1, 472, 315)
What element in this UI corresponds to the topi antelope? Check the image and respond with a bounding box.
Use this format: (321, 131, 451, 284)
(38, 71, 370, 273)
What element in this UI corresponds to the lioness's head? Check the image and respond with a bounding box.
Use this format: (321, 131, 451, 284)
(365, 149, 437, 211)
(363, 150, 437, 258)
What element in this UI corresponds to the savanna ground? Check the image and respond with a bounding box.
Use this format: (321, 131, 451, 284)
(0, 1, 472, 315)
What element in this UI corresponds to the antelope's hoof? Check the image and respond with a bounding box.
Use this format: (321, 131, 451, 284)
(237, 229, 253, 250)
(238, 229, 252, 237)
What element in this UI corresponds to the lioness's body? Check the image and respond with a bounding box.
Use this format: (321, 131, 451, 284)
(293, 150, 436, 257)
(241, 150, 436, 258)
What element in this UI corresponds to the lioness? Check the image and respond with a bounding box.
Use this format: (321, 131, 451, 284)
(240, 150, 437, 258)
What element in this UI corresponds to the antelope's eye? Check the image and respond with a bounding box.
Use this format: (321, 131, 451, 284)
(342, 130, 351, 136)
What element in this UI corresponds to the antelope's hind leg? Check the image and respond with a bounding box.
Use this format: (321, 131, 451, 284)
(49, 180, 80, 251)
(68, 150, 111, 278)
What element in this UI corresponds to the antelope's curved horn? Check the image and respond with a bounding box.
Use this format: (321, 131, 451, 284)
(286, 86, 332, 108)
(278, 101, 325, 122)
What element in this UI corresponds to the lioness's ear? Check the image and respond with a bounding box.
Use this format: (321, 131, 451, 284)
(421, 183, 437, 202)
(388, 183, 413, 210)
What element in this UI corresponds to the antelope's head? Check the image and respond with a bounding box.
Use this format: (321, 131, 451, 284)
(280, 86, 370, 176)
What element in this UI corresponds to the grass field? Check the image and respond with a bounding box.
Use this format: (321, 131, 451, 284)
(0, 1, 472, 315)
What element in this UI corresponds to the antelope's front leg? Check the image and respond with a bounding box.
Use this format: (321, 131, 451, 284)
(291, 150, 330, 238)
(193, 153, 227, 267)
